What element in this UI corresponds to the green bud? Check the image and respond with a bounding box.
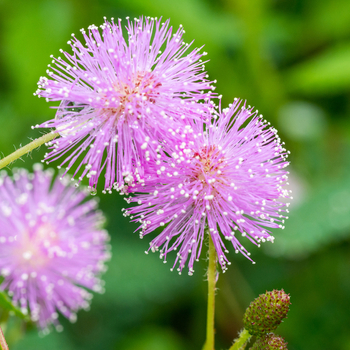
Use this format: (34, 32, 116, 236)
(243, 289, 291, 336)
(251, 333, 288, 350)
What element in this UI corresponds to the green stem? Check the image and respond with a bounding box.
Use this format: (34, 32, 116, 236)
(0, 132, 59, 170)
(0, 326, 9, 350)
(228, 329, 251, 350)
(202, 233, 217, 350)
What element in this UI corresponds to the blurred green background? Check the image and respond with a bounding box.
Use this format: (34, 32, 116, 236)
(1, 0, 350, 349)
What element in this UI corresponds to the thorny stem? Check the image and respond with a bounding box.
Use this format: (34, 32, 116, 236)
(0, 326, 8, 350)
(228, 329, 251, 350)
(0, 132, 59, 170)
(203, 232, 217, 350)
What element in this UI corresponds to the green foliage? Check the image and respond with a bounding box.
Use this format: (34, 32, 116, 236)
(117, 326, 187, 350)
(268, 171, 350, 258)
(285, 43, 350, 95)
(0, 0, 350, 349)
(11, 330, 75, 350)
(0, 291, 26, 320)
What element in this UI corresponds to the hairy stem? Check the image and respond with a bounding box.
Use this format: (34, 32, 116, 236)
(0, 326, 8, 350)
(0, 132, 59, 170)
(228, 329, 251, 350)
(203, 233, 217, 350)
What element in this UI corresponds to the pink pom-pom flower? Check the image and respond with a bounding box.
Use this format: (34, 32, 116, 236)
(0, 165, 110, 332)
(125, 99, 290, 274)
(35, 17, 214, 192)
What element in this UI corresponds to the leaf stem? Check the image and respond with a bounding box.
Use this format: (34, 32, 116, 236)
(0, 326, 9, 350)
(0, 132, 59, 170)
(203, 232, 217, 350)
(228, 329, 251, 350)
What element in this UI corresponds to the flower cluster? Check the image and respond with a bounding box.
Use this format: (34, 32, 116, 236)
(125, 99, 290, 274)
(0, 165, 110, 332)
(35, 16, 214, 192)
(35, 16, 290, 276)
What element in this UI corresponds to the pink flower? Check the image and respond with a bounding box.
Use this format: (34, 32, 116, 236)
(126, 99, 290, 274)
(35, 17, 214, 192)
(0, 165, 110, 332)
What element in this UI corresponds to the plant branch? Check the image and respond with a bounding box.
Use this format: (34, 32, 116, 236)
(228, 329, 251, 350)
(0, 132, 59, 169)
(202, 232, 217, 350)
(0, 326, 8, 350)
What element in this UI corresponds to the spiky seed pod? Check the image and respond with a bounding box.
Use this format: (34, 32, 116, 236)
(251, 333, 288, 350)
(243, 289, 291, 336)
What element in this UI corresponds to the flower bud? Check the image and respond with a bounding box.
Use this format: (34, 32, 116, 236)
(251, 333, 288, 350)
(243, 289, 291, 336)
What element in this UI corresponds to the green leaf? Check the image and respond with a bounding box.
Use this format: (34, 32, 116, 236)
(266, 172, 350, 258)
(309, 0, 350, 40)
(285, 43, 350, 95)
(0, 291, 27, 320)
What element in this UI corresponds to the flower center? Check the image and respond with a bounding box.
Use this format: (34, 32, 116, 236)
(102, 71, 162, 120)
(192, 146, 226, 184)
(55, 71, 162, 133)
(16, 224, 58, 269)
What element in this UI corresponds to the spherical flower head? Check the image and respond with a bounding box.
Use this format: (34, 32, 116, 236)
(251, 333, 288, 350)
(35, 16, 214, 192)
(243, 289, 291, 336)
(0, 164, 110, 333)
(126, 99, 290, 274)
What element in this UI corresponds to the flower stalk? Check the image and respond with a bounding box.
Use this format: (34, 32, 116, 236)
(228, 329, 251, 350)
(0, 132, 59, 170)
(203, 232, 217, 350)
(0, 326, 9, 350)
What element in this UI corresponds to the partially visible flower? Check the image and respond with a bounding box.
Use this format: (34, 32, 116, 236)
(125, 99, 290, 274)
(251, 333, 288, 350)
(244, 289, 291, 337)
(0, 164, 110, 333)
(35, 16, 214, 192)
